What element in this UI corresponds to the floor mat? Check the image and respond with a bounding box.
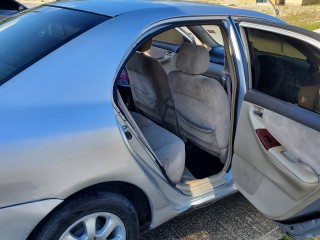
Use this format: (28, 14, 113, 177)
(181, 167, 196, 183)
(185, 143, 224, 179)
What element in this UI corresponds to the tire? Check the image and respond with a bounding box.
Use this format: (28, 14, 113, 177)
(30, 192, 139, 240)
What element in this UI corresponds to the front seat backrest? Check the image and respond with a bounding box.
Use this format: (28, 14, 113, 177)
(126, 39, 172, 124)
(168, 43, 230, 162)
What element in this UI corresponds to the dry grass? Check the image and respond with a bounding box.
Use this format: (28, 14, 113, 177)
(22, 0, 51, 2)
(279, 4, 320, 29)
(194, 0, 320, 30)
(20, 0, 320, 30)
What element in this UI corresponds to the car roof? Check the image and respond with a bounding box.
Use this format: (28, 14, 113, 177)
(48, 0, 214, 17)
(48, 0, 283, 23)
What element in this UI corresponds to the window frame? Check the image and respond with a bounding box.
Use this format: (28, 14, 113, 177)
(239, 21, 320, 91)
(240, 21, 320, 114)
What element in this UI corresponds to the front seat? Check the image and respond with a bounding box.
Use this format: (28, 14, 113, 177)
(168, 43, 230, 161)
(126, 39, 172, 124)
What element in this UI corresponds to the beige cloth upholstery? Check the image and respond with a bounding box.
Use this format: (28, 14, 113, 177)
(298, 71, 320, 113)
(131, 112, 185, 184)
(169, 43, 230, 161)
(138, 39, 152, 52)
(176, 42, 209, 75)
(126, 42, 172, 123)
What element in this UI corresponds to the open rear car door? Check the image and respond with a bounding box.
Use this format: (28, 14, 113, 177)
(232, 20, 320, 238)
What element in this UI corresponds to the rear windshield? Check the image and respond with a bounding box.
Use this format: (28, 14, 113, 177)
(0, 6, 108, 85)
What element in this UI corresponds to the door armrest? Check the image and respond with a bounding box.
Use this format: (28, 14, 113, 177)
(269, 146, 318, 184)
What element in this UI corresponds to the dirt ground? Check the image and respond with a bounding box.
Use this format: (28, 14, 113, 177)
(194, 0, 320, 29)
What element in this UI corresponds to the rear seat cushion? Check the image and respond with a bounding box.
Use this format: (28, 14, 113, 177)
(131, 112, 185, 184)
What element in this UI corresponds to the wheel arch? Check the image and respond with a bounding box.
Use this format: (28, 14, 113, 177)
(27, 181, 152, 239)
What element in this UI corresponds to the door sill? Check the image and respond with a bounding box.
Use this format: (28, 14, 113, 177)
(176, 170, 232, 196)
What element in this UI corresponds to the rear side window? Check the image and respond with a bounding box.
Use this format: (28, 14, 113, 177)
(202, 25, 224, 46)
(0, 1, 23, 11)
(153, 28, 185, 45)
(246, 28, 320, 114)
(0, 6, 108, 85)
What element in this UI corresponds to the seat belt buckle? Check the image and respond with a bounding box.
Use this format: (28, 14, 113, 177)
(222, 72, 228, 82)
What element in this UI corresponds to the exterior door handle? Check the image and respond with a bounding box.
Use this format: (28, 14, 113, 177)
(125, 131, 132, 140)
(122, 126, 132, 140)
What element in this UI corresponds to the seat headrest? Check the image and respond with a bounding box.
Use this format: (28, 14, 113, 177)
(138, 39, 152, 52)
(176, 42, 209, 75)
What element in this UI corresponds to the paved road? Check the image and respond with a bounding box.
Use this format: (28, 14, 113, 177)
(140, 193, 284, 240)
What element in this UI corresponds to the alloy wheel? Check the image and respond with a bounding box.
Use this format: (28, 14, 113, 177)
(59, 212, 126, 240)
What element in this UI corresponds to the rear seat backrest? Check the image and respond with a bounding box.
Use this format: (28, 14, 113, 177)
(126, 40, 172, 124)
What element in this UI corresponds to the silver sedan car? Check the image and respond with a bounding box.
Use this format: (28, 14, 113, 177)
(0, 1, 319, 239)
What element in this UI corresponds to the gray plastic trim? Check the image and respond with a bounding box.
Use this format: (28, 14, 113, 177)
(278, 217, 320, 239)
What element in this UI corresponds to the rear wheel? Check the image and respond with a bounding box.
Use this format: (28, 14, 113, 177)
(59, 212, 126, 240)
(31, 192, 139, 240)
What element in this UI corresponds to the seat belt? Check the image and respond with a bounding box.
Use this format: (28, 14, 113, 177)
(222, 57, 232, 106)
(116, 90, 156, 157)
(224, 72, 232, 106)
(314, 87, 320, 113)
(116, 91, 176, 185)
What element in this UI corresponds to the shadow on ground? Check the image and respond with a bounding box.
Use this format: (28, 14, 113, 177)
(140, 192, 284, 240)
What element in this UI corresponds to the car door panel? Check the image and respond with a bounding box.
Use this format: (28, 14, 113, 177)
(233, 100, 319, 214)
(244, 90, 320, 132)
(231, 19, 320, 238)
(263, 110, 320, 180)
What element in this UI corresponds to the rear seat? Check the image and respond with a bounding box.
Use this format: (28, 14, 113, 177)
(131, 112, 185, 184)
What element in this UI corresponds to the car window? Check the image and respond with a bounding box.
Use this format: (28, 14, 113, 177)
(0, 0, 21, 11)
(153, 28, 185, 45)
(0, 6, 108, 86)
(179, 27, 202, 45)
(246, 28, 320, 113)
(202, 25, 224, 46)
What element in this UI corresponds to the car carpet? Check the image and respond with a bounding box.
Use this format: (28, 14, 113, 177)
(184, 143, 224, 179)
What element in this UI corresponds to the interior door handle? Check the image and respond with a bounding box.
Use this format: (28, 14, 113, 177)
(253, 110, 263, 118)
